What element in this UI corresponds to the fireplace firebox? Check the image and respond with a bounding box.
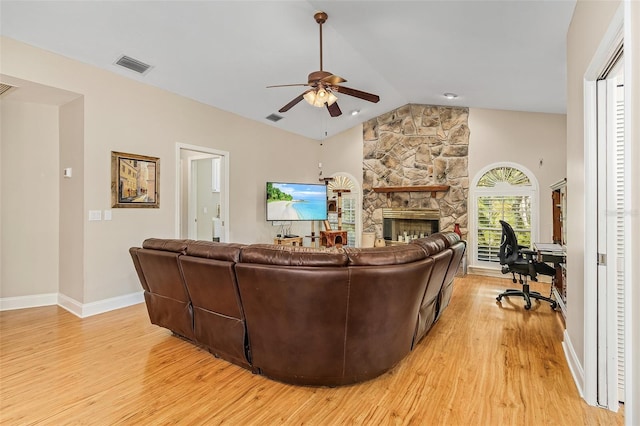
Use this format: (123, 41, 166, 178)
(382, 208, 440, 242)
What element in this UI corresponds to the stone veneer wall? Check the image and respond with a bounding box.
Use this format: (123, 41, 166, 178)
(363, 104, 469, 239)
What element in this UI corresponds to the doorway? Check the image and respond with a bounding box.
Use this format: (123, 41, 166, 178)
(583, 9, 627, 410)
(176, 143, 229, 242)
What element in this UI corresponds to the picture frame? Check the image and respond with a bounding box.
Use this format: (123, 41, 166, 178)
(111, 151, 160, 208)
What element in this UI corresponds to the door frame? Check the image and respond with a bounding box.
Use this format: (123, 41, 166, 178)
(175, 143, 230, 242)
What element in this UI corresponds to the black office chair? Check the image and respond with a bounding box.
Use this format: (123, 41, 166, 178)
(496, 220, 557, 310)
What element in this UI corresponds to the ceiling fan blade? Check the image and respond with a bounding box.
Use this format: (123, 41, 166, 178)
(278, 92, 308, 113)
(333, 85, 380, 103)
(267, 83, 310, 88)
(326, 102, 342, 117)
(321, 74, 347, 85)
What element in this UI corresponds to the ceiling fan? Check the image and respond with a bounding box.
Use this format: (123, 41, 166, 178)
(267, 11, 380, 117)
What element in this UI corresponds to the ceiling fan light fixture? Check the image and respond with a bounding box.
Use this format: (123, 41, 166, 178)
(304, 88, 338, 107)
(325, 90, 338, 106)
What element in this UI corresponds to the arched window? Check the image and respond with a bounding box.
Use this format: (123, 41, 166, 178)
(327, 173, 361, 247)
(470, 163, 539, 269)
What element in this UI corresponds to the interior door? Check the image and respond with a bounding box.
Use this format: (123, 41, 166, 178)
(596, 51, 625, 407)
(178, 145, 228, 242)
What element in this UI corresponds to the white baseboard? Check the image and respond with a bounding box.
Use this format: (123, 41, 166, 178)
(468, 265, 505, 279)
(1, 291, 144, 318)
(57, 293, 84, 316)
(78, 291, 144, 318)
(0, 293, 58, 311)
(467, 265, 553, 283)
(562, 329, 585, 398)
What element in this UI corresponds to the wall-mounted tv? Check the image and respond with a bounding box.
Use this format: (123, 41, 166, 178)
(266, 182, 328, 221)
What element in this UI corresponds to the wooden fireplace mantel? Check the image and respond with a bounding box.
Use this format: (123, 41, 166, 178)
(372, 185, 450, 198)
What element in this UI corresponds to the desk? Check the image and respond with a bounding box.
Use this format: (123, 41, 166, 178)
(274, 237, 303, 247)
(534, 242, 567, 317)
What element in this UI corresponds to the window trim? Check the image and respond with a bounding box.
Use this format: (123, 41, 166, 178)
(469, 162, 540, 269)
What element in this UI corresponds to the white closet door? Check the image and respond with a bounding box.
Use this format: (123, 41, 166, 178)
(613, 83, 625, 403)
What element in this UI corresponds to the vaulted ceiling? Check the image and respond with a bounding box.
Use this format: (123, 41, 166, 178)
(0, 1, 576, 140)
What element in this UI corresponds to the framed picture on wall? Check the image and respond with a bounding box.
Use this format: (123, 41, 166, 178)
(111, 151, 160, 208)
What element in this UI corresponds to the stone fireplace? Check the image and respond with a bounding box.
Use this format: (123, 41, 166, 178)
(362, 104, 469, 240)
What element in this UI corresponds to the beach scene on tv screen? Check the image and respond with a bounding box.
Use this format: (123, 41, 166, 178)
(267, 183, 327, 221)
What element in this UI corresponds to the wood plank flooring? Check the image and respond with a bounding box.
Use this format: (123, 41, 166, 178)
(0, 275, 624, 425)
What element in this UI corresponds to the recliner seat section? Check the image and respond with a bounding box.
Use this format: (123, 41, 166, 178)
(410, 236, 453, 343)
(130, 239, 195, 341)
(129, 232, 466, 386)
(236, 244, 351, 385)
(433, 233, 467, 320)
(179, 241, 250, 368)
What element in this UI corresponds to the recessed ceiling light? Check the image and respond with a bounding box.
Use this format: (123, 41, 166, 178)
(351, 110, 360, 116)
(444, 93, 458, 100)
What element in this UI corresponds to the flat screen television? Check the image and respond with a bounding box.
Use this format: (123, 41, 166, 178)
(266, 182, 328, 221)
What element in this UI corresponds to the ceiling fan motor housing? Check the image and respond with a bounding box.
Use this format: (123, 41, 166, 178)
(308, 71, 332, 84)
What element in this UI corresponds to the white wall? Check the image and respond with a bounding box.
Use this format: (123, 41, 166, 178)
(0, 36, 318, 308)
(1, 100, 60, 297)
(320, 124, 364, 189)
(468, 108, 567, 243)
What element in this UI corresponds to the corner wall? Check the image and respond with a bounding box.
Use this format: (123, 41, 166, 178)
(59, 97, 84, 302)
(1, 100, 60, 298)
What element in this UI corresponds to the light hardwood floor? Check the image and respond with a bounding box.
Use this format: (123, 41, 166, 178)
(1, 275, 623, 425)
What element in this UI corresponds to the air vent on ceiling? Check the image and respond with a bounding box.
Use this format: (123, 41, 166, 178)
(115, 55, 152, 74)
(266, 113, 284, 122)
(0, 83, 15, 96)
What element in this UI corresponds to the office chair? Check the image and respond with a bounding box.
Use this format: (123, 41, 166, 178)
(496, 220, 558, 310)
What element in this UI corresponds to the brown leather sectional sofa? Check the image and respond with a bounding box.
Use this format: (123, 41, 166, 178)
(130, 232, 465, 386)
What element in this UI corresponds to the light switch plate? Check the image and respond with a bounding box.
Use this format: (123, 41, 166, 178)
(103, 210, 112, 221)
(89, 210, 102, 221)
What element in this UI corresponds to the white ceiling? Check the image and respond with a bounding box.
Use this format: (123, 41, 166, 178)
(0, 0, 576, 140)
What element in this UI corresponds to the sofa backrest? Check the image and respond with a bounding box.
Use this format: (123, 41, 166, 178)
(139, 238, 190, 301)
(240, 244, 349, 266)
(342, 243, 426, 265)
